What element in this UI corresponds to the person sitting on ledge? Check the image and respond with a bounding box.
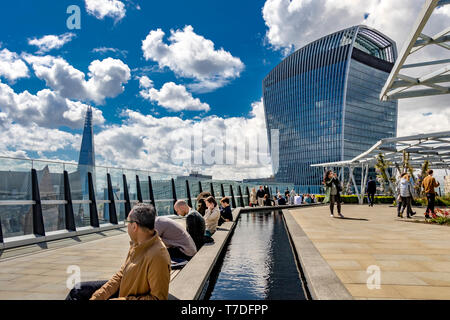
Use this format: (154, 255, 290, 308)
(263, 194, 272, 206)
(155, 215, 197, 261)
(65, 203, 171, 300)
(277, 194, 286, 206)
(174, 200, 205, 251)
(196, 191, 212, 216)
(204, 196, 220, 239)
(218, 197, 233, 226)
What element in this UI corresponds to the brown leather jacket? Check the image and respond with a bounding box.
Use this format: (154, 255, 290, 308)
(90, 231, 171, 300)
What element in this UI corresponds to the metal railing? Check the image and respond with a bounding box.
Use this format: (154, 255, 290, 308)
(0, 156, 293, 248)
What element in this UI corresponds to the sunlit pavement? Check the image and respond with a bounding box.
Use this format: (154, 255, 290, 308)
(290, 204, 450, 300)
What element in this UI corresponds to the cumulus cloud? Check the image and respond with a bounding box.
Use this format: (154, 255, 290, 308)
(85, 0, 126, 21)
(142, 25, 244, 92)
(94, 99, 272, 180)
(22, 54, 131, 105)
(138, 75, 153, 88)
(0, 79, 104, 129)
(0, 118, 80, 155)
(0, 49, 29, 83)
(262, 0, 449, 53)
(140, 82, 210, 112)
(28, 33, 76, 54)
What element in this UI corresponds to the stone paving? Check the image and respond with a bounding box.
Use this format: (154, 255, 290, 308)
(289, 204, 450, 300)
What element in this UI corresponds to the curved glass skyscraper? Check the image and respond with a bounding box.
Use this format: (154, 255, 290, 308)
(263, 26, 398, 193)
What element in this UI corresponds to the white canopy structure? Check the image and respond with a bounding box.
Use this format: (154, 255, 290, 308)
(380, 0, 450, 100)
(311, 131, 450, 204)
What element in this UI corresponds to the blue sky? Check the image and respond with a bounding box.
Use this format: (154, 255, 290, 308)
(0, 0, 278, 123)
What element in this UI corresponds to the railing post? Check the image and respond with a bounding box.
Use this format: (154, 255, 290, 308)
(220, 184, 225, 198)
(198, 181, 203, 194)
(186, 180, 192, 208)
(148, 176, 155, 208)
(0, 212, 4, 243)
(123, 174, 131, 219)
(210, 182, 215, 198)
(63, 170, 76, 231)
(136, 175, 143, 203)
(171, 178, 177, 210)
(230, 185, 237, 209)
(246, 186, 250, 207)
(238, 186, 244, 207)
(88, 172, 99, 228)
(107, 173, 118, 224)
(31, 169, 45, 236)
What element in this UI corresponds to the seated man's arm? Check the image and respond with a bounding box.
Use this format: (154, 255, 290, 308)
(122, 253, 171, 300)
(90, 252, 129, 300)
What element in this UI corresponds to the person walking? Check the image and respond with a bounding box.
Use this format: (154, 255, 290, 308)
(399, 173, 414, 219)
(422, 169, 440, 219)
(366, 176, 377, 207)
(323, 170, 344, 218)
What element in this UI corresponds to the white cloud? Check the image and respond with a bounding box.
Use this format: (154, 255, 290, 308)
(140, 82, 210, 112)
(23, 55, 131, 105)
(142, 25, 244, 92)
(92, 47, 128, 58)
(138, 75, 153, 89)
(0, 119, 80, 155)
(0, 79, 104, 129)
(28, 33, 76, 54)
(0, 49, 29, 83)
(85, 0, 126, 21)
(262, 0, 450, 53)
(94, 99, 272, 180)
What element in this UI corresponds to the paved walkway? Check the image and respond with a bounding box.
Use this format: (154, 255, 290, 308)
(0, 219, 187, 300)
(289, 204, 450, 300)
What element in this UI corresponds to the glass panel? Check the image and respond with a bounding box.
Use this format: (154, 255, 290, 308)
(137, 171, 150, 201)
(124, 169, 137, 201)
(33, 161, 65, 231)
(42, 204, 66, 232)
(0, 205, 33, 238)
(151, 177, 173, 216)
(0, 158, 32, 201)
(94, 167, 107, 223)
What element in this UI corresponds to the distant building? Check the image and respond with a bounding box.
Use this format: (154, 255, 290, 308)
(177, 171, 213, 181)
(263, 25, 398, 193)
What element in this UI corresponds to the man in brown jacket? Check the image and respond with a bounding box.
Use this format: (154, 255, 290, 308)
(422, 169, 440, 218)
(66, 203, 171, 300)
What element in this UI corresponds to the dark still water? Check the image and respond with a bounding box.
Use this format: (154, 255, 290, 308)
(205, 210, 306, 300)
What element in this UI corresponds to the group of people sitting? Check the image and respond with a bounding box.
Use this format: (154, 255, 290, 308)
(249, 185, 316, 207)
(66, 192, 233, 301)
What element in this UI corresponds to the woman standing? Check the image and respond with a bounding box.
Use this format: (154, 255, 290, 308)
(250, 187, 258, 207)
(399, 173, 414, 219)
(323, 170, 344, 218)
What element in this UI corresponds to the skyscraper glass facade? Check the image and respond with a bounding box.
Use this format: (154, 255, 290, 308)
(263, 26, 398, 193)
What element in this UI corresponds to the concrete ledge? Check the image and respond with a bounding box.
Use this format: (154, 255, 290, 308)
(169, 208, 242, 300)
(282, 209, 353, 300)
(239, 203, 323, 213)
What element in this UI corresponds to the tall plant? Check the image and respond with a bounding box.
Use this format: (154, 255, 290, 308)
(416, 160, 429, 196)
(375, 153, 394, 195)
